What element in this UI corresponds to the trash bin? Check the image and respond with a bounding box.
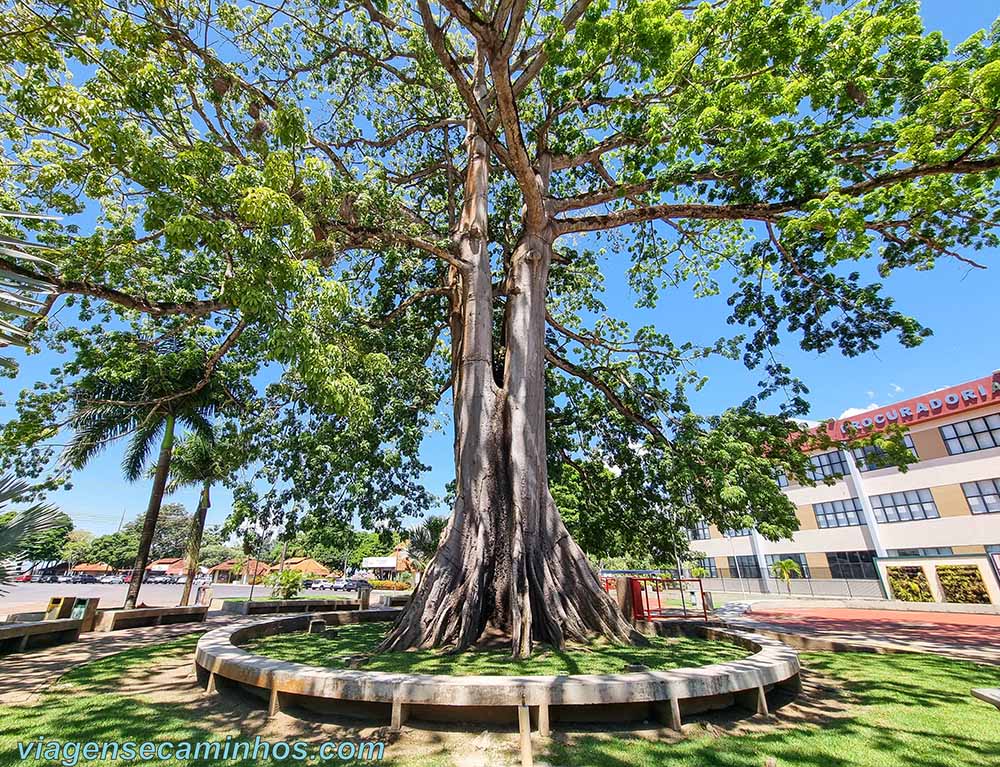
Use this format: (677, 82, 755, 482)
(45, 597, 74, 621)
(687, 588, 700, 608)
(71, 597, 100, 632)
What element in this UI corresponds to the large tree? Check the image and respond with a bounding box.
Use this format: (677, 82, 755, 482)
(1, 0, 998, 654)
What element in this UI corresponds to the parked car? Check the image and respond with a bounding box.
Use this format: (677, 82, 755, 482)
(98, 574, 124, 584)
(36, 574, 58, 583)
(332, 578, 369, 592)
(71, 574, 98, 584)
(56, 574, 73, 583)
(14, 572, 32, 582)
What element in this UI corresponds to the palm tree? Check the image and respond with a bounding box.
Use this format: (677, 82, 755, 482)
(165, 431, 236, 605)
(0, 210, 58, 369)
(62, 339, 227, 608)
(406, 516, 448, 571)
(0, 475, 61, 593)
(769, 558, 803, 594)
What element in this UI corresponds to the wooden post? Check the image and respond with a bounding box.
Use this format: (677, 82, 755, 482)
(390, 697, 408, 733)
(268, 687, 282, 718)
(536, 703, 550, 737)
(653, 699, 682, 732)
(517, 704, 533, 767)
(736, 684, 769, 715)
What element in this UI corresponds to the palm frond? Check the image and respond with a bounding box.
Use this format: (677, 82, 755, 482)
(0, 474, 61, 593)
(122, 416, 166, 482)
(0, 211, 59, 369)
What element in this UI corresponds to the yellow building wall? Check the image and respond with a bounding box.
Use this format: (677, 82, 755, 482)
(796, 504, 818, 530)
(910, 427, 948, 460)
(931, 484, 972, 517)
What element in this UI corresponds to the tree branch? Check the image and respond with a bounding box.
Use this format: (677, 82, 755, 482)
(545, 347, 671, 446)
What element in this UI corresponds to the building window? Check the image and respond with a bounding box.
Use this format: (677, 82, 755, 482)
(813, 497, 865, 528)
(887, 547, 953, 557)
(765, 553, 811, 578)
(776, 470, 789, 488)
(808, 449, 850, 480)
(940, 415, 1000, 455)
(827, 550, 878, 580)
(690, 558, 718, 577)
(688, 520, 710, 540)
(724, 528, 751, 538)
(869, 488, 939, 523)
(962, 478, 1000, 515)
(727, 555, 761, 579)
(852, 434, 918, 472)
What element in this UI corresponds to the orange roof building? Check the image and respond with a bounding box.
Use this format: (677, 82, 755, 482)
(145, 557, 187, 575)
(208, 557, 270, 584)
(279, 557, 331, 577)
(70, 562, 113, 574)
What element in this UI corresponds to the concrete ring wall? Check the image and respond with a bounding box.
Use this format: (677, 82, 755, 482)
(194, 609, 800, 733)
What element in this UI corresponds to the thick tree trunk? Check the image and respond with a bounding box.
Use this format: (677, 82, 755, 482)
(178, 480, 210, 606)
(123, 414, 175, 610)
(380, 97, 635, 655)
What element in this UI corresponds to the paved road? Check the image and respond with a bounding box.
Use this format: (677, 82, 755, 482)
(0, 582, 360, 615)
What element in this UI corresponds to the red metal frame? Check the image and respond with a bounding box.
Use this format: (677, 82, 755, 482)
(627, 576, 708, 622)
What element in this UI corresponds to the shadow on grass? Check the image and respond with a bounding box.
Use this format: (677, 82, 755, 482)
(544, 651, 1000, 767)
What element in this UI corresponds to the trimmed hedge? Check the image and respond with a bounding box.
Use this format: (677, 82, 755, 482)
(887, 566, 933, 602)
(368, 579, 410, 591)
(936, 565, 991, 604)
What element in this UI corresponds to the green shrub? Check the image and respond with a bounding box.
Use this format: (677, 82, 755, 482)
(936, 565, 991, 604)
(887, 566, 933, 602)
(265, 569, 304, 600)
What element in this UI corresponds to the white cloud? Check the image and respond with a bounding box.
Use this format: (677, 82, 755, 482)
(866, 390, 876, 399)
(839, 403, 881, 419)
(889, 383, 904, 395)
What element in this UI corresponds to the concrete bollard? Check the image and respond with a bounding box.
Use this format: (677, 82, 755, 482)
(308, 619, 327, 634)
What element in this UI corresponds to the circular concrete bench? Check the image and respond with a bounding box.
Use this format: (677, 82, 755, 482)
(195, 609, 800, 738)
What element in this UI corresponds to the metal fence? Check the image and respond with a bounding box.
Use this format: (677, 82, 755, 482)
(699, 575, 884, 599)
(600, 568, 887, 601)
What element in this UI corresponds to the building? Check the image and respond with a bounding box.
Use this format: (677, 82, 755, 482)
(279, 557, 331, 578)
(70, 562, 113, 575)
(692, 372, 1000, 597)
(145, 558, 187, 576)
(208, 557, 269, 585)
(360, 545, 412, 580)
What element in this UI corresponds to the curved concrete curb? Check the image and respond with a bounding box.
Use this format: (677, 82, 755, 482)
(195, 609, 800, 738)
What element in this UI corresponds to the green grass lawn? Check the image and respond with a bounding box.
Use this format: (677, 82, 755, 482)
(2, 634, 999, 767)
(545, 651, 1000, 767)
(242, 622, 747, 675)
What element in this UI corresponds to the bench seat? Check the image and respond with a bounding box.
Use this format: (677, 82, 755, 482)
(972, 688, 1000, 710)
(0, 618, 83, 654)
(92, 605, 209, 632)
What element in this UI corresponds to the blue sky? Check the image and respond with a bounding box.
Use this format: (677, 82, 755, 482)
(1, 2, 998, 537)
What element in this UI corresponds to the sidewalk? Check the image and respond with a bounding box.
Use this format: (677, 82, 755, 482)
(727, 605, 1000, 665)
(0, 613, 233, 705)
